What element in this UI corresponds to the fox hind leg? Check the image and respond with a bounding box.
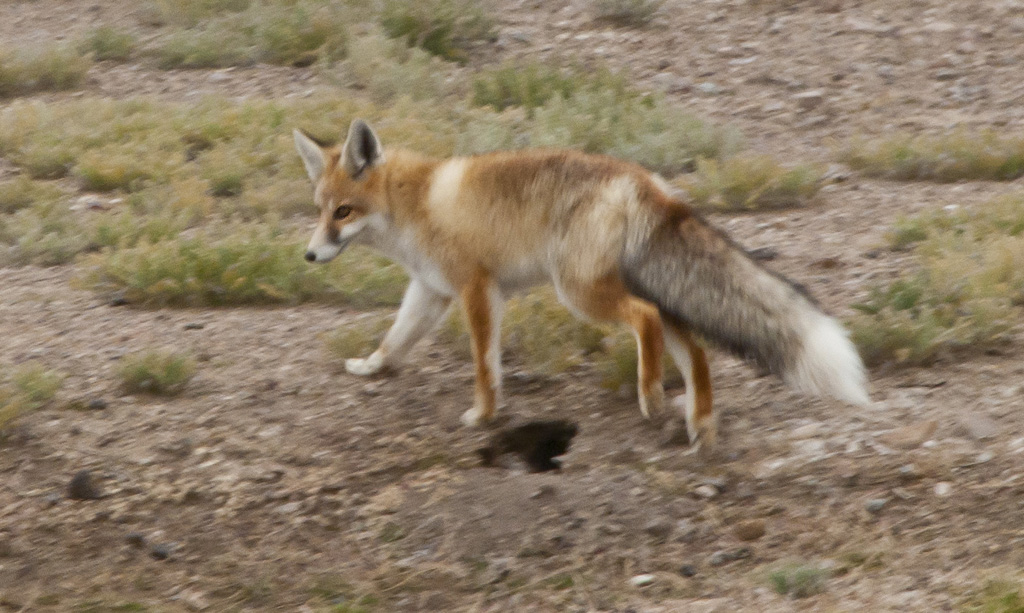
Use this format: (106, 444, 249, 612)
(555, 276, 665, 420)
(459, 272, 504, 427)
(662, 317, 716, 453)
(346, 279, 451, 376)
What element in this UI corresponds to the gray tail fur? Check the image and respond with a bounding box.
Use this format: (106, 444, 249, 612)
(621, 213, 869, 407)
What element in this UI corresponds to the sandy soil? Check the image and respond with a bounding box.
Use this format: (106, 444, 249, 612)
(2, 1, 1024, 611)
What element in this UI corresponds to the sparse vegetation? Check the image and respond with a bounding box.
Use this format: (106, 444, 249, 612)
(681, 155, 823, 211)
(148, 0, 349, 69)
(839, 131, 1024, 182)
(117, 350, 196, 395)
(471, 62, 595, 114)
(850, 195, 1024, 367)
(0, 176, 62, 214)
(324, 315, 393, 362)
(78, 26, 137, 62)
(768, 562, 829, 598)
(0, 44, 91, 98)
(592, 0, 664, 26)
(962, 580, 1024, 613)
(380, 0, 494, 62)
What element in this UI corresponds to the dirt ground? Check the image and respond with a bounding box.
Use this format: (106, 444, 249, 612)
(3, 0, 1024, 611)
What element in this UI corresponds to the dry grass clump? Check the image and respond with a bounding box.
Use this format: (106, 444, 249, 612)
(380, 0, 495, 62)
(839, 131, 1024, 182)
(471, 62, 598, 114)
(850, 195, 1024, 367)
(78, 26, 137, 62)
(148, 0, 349, 69)
(0, 362, 63, 433)
(680, 155, 822, 211)
(460, 78, 742, 175)
(80, 231, 407, 308)
(0, 176, 62, 214)
(334, 32, 458, 104)
(0, 44, 92, 98)
(961, 579, 1024, 613)
(768, 562, 829, 598)
(591, 0, 664, 26)
(117, 350, 196, 396)
(141, 0, 251, 27)
(0, 200, 95, 266)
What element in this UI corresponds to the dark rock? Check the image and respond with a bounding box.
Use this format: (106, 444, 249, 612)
(732, 519, 766, 541)
(678, 564, 697, 577)
(86, 398, 108, 411)
(183, 322, 205, 331)
(67, 470, 103, 500)
(644, 519, 673, 542)
(150, 543, 174, 560)
(126, 532, 146, 548)
(478, 420, 579, 472)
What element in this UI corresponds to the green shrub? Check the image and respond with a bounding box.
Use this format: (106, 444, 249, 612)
(0, 363, 64, 433)
(962, 580, 1024, 613)
(0, 200, 94, 266)
(141, 0, 251, 27)
(471, 62, 587, 113)
(380, 0, 494, 62)
(118, 350, 196, 395)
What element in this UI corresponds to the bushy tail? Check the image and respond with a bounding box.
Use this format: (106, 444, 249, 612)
(621, 212, 869, 407)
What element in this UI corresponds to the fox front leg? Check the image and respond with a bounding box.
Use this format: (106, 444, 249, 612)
(345, 279, 451, 376)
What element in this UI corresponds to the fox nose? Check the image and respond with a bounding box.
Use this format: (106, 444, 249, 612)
(304, 251, 316, 262)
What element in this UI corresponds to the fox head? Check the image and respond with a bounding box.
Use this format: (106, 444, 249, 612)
(294, 119, 385, 263)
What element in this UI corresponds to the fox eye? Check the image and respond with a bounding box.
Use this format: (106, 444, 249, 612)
(333, 205, 352, 220)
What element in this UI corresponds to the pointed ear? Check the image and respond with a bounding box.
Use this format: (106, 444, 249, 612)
(293, 128, 327, 183)
(341, 119, 382, 179)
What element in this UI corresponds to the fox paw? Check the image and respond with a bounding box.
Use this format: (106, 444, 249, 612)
(345, 353, 385, 376)
(460, 406, 489, 428)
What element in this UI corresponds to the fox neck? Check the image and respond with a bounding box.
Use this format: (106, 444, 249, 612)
(359, 149, 440, 249)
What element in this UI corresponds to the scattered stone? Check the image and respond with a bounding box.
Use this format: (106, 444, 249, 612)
(865, 498, 888, 514)
(86, 398, 108, 411)
(697, 82, 721, 95)
(180, 589, 210, 612)
(678, 564, 697, 577)
(708, 548, 750, 566)
(530, 484, 557, 500)
(126, 532, 146, 548)
(43, 492, 61, 507)
(878, 420, 938, 450)
(644, 519, 673, 542)
(732, 519, 766, 542)
(790, 423, 822, 439)
(934, 482, 952, 497)
(183, 322, 205, 331)
(958, 415, 999, 441)
(898, 464, 919, 480)
(793, 89, 825, 111)
(935, 69, 961, 81)
(629, 574, 656, 587)
(694, 484, 718, 499)
(975, 450, 995, 464)
(150, 542, 174, 560)
(748, 246, 779, 261)
(67, 470, 103, 500)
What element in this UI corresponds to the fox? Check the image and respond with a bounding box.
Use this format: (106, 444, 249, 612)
(294, 118, 870, 453)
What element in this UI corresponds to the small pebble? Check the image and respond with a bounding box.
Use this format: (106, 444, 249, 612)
(629, 574, 656, 587)
(86, 398, 108, 411)
(934, 482, 952, 497)
(865, 498, 888, 514)
(694, 484, 718, 499)
(678, 564, 697, 577)
(732, 519, 766, 542)
(150, 543, 174, 561)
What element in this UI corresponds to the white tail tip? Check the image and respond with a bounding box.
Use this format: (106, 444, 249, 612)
(788, 314, 870, 407)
